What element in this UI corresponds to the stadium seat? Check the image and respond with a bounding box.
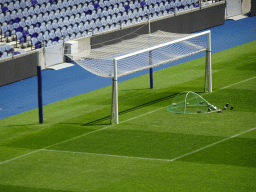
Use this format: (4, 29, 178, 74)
(70, 33, 76, 40)
(1, 51, 8, 59)
(20, 36, 26, 44)
(46, 40, 52, 47)
(1, 25, 8, 34)
(4, 44, 12, 52)
(0, 46, 5, 53)
(82, 30, 88, 37)
(84, 21, 90, 30)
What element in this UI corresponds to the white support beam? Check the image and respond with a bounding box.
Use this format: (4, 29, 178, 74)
(207, 31, 212, 92)
(113, 59, 119, 124)
(115, 30, 211, 61)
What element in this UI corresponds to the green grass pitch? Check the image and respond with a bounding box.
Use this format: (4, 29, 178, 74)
(0, 40, 256, 192)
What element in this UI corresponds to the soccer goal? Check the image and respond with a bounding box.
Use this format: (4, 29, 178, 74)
(66, 29, 212, 124)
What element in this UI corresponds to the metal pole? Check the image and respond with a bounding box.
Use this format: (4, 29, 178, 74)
(113, 59, 119, 124)
(110, 77, 115, 124)
(204, 56, 208, 92)
(37, 65, 43, 124)
(148, 16, 153, 89)
(207, 31, 212, 92)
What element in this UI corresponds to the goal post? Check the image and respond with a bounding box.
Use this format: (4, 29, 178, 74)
(65, 29, 212, 125)
(110, 30, 212, 124)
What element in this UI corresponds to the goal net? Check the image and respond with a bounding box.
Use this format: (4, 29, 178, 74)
(167, 91, 219, 114)
(65, 29, 212, 124)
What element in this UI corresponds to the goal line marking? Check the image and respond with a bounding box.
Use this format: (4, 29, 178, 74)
(0, 76, 255, 165)
(44, 126, 255, 162)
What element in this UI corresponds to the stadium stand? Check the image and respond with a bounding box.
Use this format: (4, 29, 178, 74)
(0, 0, 220, 60)
(0, 0, 228, 86)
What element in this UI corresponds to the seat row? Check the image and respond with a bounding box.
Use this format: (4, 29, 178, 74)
(0, 43, 26, 59)
(1, 0, 198, 15)
(1, 2, 197, 43)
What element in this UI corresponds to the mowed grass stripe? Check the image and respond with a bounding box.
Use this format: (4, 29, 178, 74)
(0, 41, 255, 192)
(44, 126, 256, 164)
(1, 75, 255, 165)
(0, 40, 256, 164)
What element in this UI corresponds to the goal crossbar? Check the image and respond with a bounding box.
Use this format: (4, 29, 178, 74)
(111, 30, 212, 124)
(115, 30, 210, 61)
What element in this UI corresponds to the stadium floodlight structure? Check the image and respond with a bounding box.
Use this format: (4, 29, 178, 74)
(66, 30, 212, 124)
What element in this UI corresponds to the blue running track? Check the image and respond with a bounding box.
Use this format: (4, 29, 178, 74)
(1, 16, 256, 119)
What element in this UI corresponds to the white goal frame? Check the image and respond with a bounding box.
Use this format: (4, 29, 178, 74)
(111, 30, 212, 124)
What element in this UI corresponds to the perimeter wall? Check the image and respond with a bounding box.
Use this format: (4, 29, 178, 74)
(0, 2, 226, 87)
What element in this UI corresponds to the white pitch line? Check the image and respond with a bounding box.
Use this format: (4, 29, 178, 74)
(44, 126, 256, 162)
(219, 76, 256, 90)
(0, 149, 43, 165)
(0, 76, 255, 165)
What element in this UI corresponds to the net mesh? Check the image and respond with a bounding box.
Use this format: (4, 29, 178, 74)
(65, 30, 208, 78)
(167, 91, 219, 114)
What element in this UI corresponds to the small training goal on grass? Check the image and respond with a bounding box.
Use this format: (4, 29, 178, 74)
(66, 28, 212, 124)
(167, 91, 218, 114)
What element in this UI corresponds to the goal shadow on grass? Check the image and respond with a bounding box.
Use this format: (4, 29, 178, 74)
(81, 92, 181, 126)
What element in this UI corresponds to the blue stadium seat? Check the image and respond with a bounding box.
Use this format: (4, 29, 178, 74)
(83, 21, 90, 30)
(31, 37, 39, 46)
(124, 5, 130, 11)
(67, 27, 73, 35)
(60, 9, 66, 17)
(37, 32, 43, 42)
(86, 13, 93, 21)
(34, 27, 41, 33)
(106, 15, 113, 25)
(56, 1, 63, 9)
(154, 4, 161, 13)
(1, 52, 8, 59)
(40, 25, 47, 33)
(47, 40, 52, 47)
(0, 13, 5, 23)
(102, 7, 109, 17)
(14, 2, 21, 10)
(77, 6, 84, 14)
(70, 33, 76, 40)
(43, 33, 50, 41)
(149, 5, 155, 14)
(135, 1, 141, 8)
(63, 19, 70, 27)
(4, 44, 12, 52)
(170, 1, 176, 8)
(46, 4, 53, 12)
(104, 1, 110, 7)
(16, 31, 23, 40)
(46, 23, 53, 31)
(119, 3, 125, 12)
(20, 36, 26, 44)
(0, 46, 5, 53)
(101, 17, 108, 27)
(40, 6, 47, 13)
(128, 10, 135, 19)
(129, 2, 135, 10)
(7, 23, 14, 31)
(49, 31, 56, 39)
(55, 30, 62, 38)
(82, 30, 88, 37)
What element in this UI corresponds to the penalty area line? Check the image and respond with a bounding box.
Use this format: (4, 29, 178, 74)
(44, 127, 256, 162)
(0, 108, 164, 166)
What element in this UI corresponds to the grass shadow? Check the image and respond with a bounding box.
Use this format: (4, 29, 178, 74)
(81, 92, 179, 126)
